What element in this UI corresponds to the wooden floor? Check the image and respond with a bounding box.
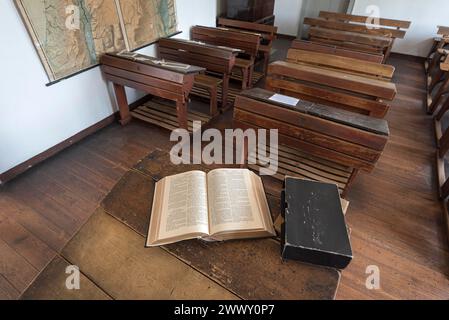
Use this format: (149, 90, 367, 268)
(1, 42, 449, 300)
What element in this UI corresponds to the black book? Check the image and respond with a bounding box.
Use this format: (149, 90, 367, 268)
(281, 178, 353, 269)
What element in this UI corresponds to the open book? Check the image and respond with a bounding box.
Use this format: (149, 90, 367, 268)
(146, 169, 276, 247)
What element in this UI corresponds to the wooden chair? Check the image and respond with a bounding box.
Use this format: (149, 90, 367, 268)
(158, 38, 240, 112)
(217, 17, 278, 75)
(191, 26, 260, 90)
(233, 88, 390, 198)
(291, 39, 384, 63)
(317, 11, 411, 61)
(100, 52, 205, 131)
(266, 55, 397, 118)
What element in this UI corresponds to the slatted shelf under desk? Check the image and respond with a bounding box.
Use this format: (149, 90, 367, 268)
(132, 100, 211, 133)
(248, 144, 352, 194)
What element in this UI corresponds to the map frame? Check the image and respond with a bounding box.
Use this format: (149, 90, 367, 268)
(14, 0, 179, 85)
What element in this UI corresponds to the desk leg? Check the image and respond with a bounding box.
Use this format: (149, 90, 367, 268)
(113, 83, 131, 126)
(248, 65, 255, 89)
(176, 100, 188, 130)
(221, 74, 230, 110)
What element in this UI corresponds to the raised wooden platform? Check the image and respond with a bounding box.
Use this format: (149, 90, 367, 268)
(21, 149, 341, 300)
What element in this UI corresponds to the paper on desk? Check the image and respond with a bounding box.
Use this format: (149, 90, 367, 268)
(269, 94, 300, 106)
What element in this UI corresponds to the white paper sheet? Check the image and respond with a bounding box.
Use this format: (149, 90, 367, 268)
(268, 94, 300, 106)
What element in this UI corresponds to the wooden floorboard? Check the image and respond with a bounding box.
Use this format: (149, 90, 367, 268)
(0, 41, 448, 299)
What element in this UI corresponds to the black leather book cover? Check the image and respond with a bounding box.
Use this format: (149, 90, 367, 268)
(281, 178, 353, 269)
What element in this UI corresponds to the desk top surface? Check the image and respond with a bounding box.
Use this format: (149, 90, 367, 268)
(161, 37, 243, 54)
(105, 52, 206, 74)
(239, 88, 390, 136)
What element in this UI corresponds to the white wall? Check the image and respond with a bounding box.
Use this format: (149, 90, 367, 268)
(352, 0, 449, 57)
(274, 0, 304, 36)
(0, 0, 217, 176)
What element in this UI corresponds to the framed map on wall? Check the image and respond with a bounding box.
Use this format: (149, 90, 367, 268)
(15, 0, 178, 83)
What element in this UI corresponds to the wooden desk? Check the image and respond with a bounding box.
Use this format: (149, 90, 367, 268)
(158, 38, 240, 111)
(22, 149, 341, 300)
(101, 52, 204, 130)
(234, 88, 390, 197)
(266, 60, 397, 118)
(191, 25, 261, 89)
(218, 17, 278, 74)
(291, 39, 385, 64)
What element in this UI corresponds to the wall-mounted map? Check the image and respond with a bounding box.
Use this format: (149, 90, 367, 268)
(15, 0, 178, 83)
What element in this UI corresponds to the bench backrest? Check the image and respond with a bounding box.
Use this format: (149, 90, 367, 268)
(308, 27, 392, 54)
(286, 48, 395, 79)
(319, 11, 411, 30)
(158, 38, 237, 75)
(266, 60, 397, 118)
(291, 39, 384, 63)
(304, 17, 406, 39)
(234, 88, 389, 173)
(217, 17, 278, 43)
(191, 26, 260, 59)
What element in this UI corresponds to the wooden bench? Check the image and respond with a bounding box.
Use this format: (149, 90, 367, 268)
(266, 59, 397, 118)
(318, 11, 411, 61)
(158, 38, 239, 112)
(427, 49, 449, 114)
(425, 26, 449, 73)
(217, 17, 278, 75)
(101, 52, 205, 131)
(291, 39, 384, 63)
(233, 88, 390, 198)
(191, 25, 260, 89)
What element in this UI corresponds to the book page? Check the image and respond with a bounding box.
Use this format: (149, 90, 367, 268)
(156, 171, 209, 241)
(207, 169, 264, 235)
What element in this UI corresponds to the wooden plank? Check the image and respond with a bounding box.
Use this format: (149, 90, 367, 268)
(286, 49, 395, 79)
(266, 77, 389, 118)
(235, 108, 382, 162)
(238, 88, 390, 138)
(0, 194, 69, 252)
(304, 17, 406, 39)
(309, 27, 392, 48)
(291, 40, 384, 63)
(268, 61, 397, 100)
(218, 17, 278, 36)
(62, 209, 238, 300)
(319, 11, 411, 29)
(438, 26, 449, 37)
(0, 275, 19, 300)
(21, 255, 111, 300)
(0, 210, 56, 271)
(0, 238, 38, 293)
